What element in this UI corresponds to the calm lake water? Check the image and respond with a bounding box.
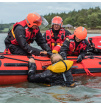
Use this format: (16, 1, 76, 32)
(0, 33, 101, 103)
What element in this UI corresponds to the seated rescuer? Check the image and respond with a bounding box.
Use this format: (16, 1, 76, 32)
(4, 12, 52, 56)
(43, 16, 71, 53)
(27, 54, 75, 87)
(60, 26, 89, 62)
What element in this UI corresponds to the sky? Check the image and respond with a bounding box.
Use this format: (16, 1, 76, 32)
(0, 1, 101, 23)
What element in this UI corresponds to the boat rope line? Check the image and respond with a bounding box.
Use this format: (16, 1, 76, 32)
(81, 61, 94, 76)
(0, 55, 50, 62)
(0, 55, 28, 62)
(73, 60, 94, 76)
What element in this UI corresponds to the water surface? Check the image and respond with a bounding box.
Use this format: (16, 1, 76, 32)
(0, 33, 101, 103)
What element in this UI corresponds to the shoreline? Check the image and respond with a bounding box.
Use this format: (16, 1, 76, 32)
(69, 29, 101, 34)
(66, 29, 101, 34)
(0, 29, 101, 34)
(41, 29, 101, 34)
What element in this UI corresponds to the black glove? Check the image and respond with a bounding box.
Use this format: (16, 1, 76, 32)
(60, 52, 67, 60)
(77, 55, 82, 63)
(28, 63, 36, 75)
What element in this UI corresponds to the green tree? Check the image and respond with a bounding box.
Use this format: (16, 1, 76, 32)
(87, 13, 99, 28)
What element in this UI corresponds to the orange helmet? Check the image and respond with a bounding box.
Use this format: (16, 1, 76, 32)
(25, 12, 42, 28)
(74, 26, 87, 40)
(51, 16, 63, 26)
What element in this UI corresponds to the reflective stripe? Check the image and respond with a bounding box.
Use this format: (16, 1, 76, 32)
(62, 73, 67, 82)
(51, 43, 55, 46)
(57, 43, 60, 45)
(11, 29, 15, 39)
(26, 17, 29, 23)
(33, 12, 40, 18)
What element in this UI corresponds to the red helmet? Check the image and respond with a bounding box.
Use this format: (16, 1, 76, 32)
(74, 26, 87, 40)
(51, 16, 63, 26)
(25, 12, 42, 28)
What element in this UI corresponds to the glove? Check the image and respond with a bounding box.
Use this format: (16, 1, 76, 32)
(52, 50, 58, 54)
(28, 63, 36, 75)
(60, 52, 67, 60)
(77, 55, 82, 63)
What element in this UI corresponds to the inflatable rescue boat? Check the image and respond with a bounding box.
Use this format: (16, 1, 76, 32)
(0, 52, 101, 85)
(0, 36, 101, 85)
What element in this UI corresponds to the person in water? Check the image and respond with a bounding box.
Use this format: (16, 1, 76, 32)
(27, 54, 75, 87)
(43, 16, 71, 53)
(4, 12, 52, 56)
(60, 26, 89, 62)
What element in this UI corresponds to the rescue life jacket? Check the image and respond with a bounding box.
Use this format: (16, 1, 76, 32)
(10, 20, 39, 45)
(67, 35, 87, 55)
(46, 28, 66, 50)
(47, 60, 73, 73)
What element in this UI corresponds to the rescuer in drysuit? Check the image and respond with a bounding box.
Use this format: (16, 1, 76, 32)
(43, 16, 71, 53)
(60, 26, 89, 63)
(4, 12, 52, 56)
(27, 54, 75, 87)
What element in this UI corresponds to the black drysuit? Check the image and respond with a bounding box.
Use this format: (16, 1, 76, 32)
(27, 62, 74, 87)
(60, 37, 89, 62)
(5, 25, 52, 56)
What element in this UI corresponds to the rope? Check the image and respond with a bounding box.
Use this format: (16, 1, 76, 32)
(81, 61, 94, 76)
(0, 55, 50, 62)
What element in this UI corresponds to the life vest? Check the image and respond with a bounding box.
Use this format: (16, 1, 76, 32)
(46, 28, 66, 50)
(10, 20, 39, 45)
(47, 60, 73, 73)
(67, 35, 87, 55)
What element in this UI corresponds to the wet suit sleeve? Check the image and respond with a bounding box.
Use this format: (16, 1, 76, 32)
(59, 39, 70, 60)
(28, 70, 53, 83)
(77, 39, 89, 62)
(42, 32, 47, 43)
(14, 25, 41, 55)
(80, 39, 89, 58)
(35, 30, 52, 56)
(28, 62, 75, 87)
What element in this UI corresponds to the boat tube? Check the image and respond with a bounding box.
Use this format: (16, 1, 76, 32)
(0, 53, 101, 85)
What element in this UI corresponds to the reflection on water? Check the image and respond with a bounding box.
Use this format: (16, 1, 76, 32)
(0, 33, 101, 103)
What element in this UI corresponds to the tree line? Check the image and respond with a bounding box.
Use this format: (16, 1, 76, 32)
(44, 6, 101, 29)
(0, 6, 101, 33)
